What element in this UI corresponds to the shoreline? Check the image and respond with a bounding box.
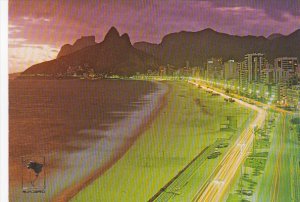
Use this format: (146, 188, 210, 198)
(71, 81, 254, 201)
(53, 81, 170, 202)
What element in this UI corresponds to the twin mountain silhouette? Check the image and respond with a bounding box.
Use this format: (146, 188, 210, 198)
(23, 27, 300, 76)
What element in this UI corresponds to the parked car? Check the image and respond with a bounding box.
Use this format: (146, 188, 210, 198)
(212, 93, 220, 96)
(207, 151, 221, 159)
(229, 98, 235, 102)
(216, 143, 229, 148)
(241, 190, 253, 196)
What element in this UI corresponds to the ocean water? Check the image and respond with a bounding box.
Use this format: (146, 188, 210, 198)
(9, 79, 167, 201)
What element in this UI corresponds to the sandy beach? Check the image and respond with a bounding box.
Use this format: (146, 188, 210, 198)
(53, 81, 169, 201)
(9, 79, 166, 202)
(72, 81, 253, 202)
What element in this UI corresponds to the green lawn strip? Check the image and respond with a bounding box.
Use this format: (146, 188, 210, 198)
(256, 113, 283, 201)
(226, 193, 241, 202)
(169, 111, 256, 202)
(72, 81, 252, 202)
(226, 111, 278, 202)
(226, 166, 255, 202)
(290, 115, 300, 201)
(290, 118, 298, 199)
(277, 114, 300, 202)
(152, 137, 238, 202)
(150, 142, 220, 201)
(256, 114, 300, 202)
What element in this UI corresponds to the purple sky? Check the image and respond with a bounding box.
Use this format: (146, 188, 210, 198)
(9, 0, 300, 73)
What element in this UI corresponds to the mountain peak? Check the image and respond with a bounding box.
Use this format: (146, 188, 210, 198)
(201, 28, 217, 33)
(104, 26, 120, 41)
(57, 36, 96, 58)
(23, 26, 158, 76)
(74, 36, 96, 45)
(267, 33, 284, 40)
(121, 33, 131, 45)
(289, 29, 300, 37)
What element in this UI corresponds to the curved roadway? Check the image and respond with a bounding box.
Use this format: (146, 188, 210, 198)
(188, 80, 267, 202)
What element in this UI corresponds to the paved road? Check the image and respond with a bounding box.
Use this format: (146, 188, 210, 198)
(257, 113, 300, 202)
(188, 80, 267, 202)
(194, 78, 293, 115)
(189, 79, 299, 202)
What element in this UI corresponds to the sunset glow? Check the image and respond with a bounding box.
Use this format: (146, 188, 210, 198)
(9, 0, 300, 73)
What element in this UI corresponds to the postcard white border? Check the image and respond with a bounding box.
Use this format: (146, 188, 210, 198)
(0, 1, 9, 202)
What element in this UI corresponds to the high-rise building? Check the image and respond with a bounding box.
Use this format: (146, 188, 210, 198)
(274, 57, 298, 82)
(244, 53, 266, 83)
(206, 58, 223, 80)
(278, 82, 288, 104)
(224, 60, 238, 80)
(261, 63, 275, 84)
(270, 84, 279, 102)
(287, 85, 300, 108)
(238, 61, 248, 91)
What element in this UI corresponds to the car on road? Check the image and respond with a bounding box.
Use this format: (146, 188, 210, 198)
(212, 93, 220, 96)
(229, 98, 235, 102)
(224, 98, 235, 102)
(207, 151, 221, 159)
(241, 190, 253, 196)
(216, 143, 229, 148)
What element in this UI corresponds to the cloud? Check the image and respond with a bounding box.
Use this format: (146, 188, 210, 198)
(9, 42, 59, 73)
(21, 16, 51, 23)
(8, 38, 27, 45)
(215, 6, 256, 12)
(9, 0, 300, 44)
(197, 0, 300, 21)
(7, 0, 300, 73)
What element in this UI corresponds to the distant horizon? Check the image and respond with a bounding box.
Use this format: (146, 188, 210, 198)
(9, 0, 300, 73)
(133, 27, 300, 43)
(9, 26, 300, 75)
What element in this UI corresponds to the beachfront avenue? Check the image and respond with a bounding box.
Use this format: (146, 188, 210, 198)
(11, 75, 299, 202)
(188, 78, 298, 202)
(134, 76, 296, 201)
(72, 79, 254, 201)
(188, 80, 267, 201)
(69, 76, 297, 202)
(101, 75, 297, 202)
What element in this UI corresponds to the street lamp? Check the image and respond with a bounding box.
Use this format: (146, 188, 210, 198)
(238, 143, 246, 155)
(214, 179, 225, 185)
